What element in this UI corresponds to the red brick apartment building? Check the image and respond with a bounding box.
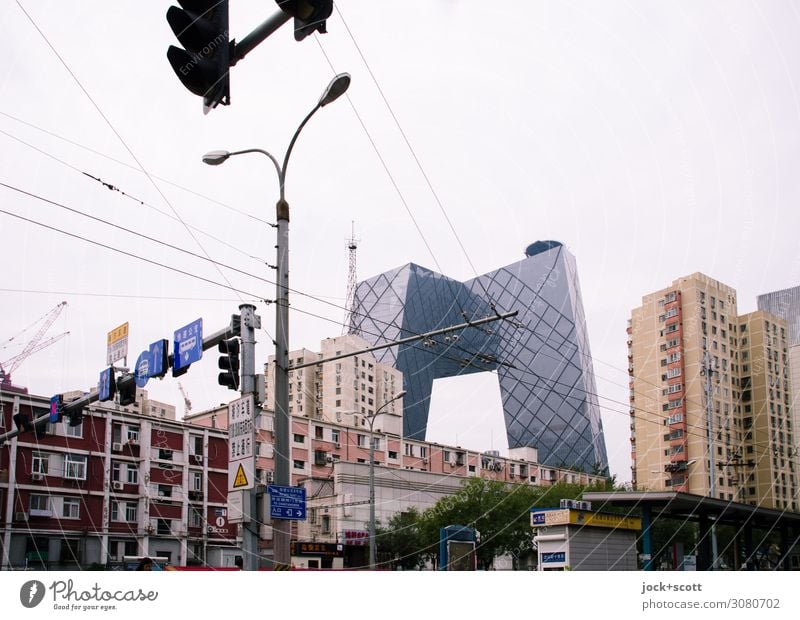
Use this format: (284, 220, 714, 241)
(0, 384, 237, 569)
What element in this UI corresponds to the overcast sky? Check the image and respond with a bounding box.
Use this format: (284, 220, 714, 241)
(1, 1, 799, 483)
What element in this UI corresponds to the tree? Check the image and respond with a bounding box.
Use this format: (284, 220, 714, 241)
(374, 507, 429, 570)
(418, 477, 540, 569)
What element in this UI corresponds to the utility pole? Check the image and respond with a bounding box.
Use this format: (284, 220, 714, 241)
(703, 351, 719, 569)
(237, 303, 261, 571)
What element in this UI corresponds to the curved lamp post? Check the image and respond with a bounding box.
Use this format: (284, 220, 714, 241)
(366, 389, 406, 570)
(203, 72, 351, 570)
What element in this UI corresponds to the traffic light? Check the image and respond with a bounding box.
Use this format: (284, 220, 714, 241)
(218, 338, 240, 390)
(167, 0, 231, 112)
(277, 1, 333, 41)
(66, 407, 83, 428)
(117, 373, 137, 407)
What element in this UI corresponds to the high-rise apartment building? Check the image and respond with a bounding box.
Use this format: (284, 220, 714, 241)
(629, 273, 798, 511)
(264, 334, 404, 428)
(757, 285, 800, 459)
(349, 241, 608, 473)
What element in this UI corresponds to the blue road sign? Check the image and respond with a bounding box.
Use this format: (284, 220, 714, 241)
(49, 394, 62, 423)
(134, 350, 150, 388)
(173, 318, 202, 373)
(98, 367, 115, 401)
(268, 485, 306, 520)
(149, 339, 168, 378)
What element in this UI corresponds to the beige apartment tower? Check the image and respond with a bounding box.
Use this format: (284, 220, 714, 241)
(629, 273, 798, 511)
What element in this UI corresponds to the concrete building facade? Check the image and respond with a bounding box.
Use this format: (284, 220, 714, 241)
(1, 386, 236, 570)
(629, 273, 798, 511)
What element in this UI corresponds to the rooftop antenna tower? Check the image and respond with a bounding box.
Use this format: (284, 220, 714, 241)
(343, 221, 360, 334)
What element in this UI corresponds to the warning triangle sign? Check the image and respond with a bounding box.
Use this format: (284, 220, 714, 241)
(233, 463, 249, 488)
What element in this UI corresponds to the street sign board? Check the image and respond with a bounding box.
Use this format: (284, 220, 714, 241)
(268, 485, 306, 520)
(98, 367, 115, 402)
(227, 395, 255, 492)
(49, 395, 62, 424)
(173, 318, 202, 374)
(134, 350, 150, 388)
(106, 322, 129, 365)
(149, 339, 169, 378)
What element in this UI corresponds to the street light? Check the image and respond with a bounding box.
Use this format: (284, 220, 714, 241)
(365, 389, 406, 570)
(202, 72, 351, 570)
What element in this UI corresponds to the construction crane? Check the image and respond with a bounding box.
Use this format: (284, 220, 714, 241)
(0, 301, 69, 389)
(178, 382, 192, 417)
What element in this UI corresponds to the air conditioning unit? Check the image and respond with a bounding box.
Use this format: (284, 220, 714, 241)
(31, 472, 43, 481)
(422, 458, 428, 464)
(265, 471, 274, 483)
(15, 512, 28, 521)
(192, 454, 203, 465)
(112, 442, 122, 452)
(145, 525, 155, 534)
(112, 481, 124, 491)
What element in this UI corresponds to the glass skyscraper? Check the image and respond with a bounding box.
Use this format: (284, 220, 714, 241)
(349, 241, 608, 473)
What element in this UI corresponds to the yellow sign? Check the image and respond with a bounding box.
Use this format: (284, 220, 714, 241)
(532, 509, 641, 531)
(107, 322, 129, 345)
(233, 463, 249, 488)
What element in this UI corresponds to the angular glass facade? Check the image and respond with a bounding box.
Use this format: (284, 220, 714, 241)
(350, 241, 608, 473)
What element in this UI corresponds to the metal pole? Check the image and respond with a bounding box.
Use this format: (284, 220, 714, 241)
(239, 304, 260, 571)
(273, 197, 291, 569)
(369, 414, 376, 570)
(704, 351, 719, 569)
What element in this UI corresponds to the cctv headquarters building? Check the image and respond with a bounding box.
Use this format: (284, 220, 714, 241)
(349, 241, 608, 474)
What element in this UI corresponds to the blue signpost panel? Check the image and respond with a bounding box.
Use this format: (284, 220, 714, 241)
(134, 350, 150, 388)
(98, 368, 114, 402)
(173, 318, 203, 373)
(49, 395, 62, 423)
(149, 339, 169, 378)
(268, 485, 306, 520)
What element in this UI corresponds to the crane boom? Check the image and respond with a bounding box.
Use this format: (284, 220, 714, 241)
(0, 301, 68, 386)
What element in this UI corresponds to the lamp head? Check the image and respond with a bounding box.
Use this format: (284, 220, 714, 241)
(318, 72, 351, 107)
(202, 150, 231, 166)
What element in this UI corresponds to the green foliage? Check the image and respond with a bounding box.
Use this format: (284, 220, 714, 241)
(375, 477, 618, 569)
(374, 507, 429, 570)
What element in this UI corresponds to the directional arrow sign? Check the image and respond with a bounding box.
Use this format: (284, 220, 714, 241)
(173, 318, 202, 375)
(268, 485, 306, 521)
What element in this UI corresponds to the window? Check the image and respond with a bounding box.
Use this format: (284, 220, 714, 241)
(388, 451, 398, 460)
(419, 446, 427, 458)
(158, 448, 173, 461)
(192, 472, 202, 492)
(666, 367, 682, 379)
(29, 494, 51, 515)
(32, 452, 49, 475)
(321, 515, 331, 533)
(64, 454, 87, 480)
(66, 424, 82, 438)
(62, 497, 80, 519)
(404, 443, 414, 457)
(112, 462, 121, 482)
(126, 464, 139, 484)
(126, 427, 139, 443)
(314, 426, 324, 439)
(112, 501, 137, 523)
(190, 506, 203, 528)
(357, 434, 366, 448)
(331, 430, 340, 444)
(293, 460, 305, 470)
(158, 485, 173, 499)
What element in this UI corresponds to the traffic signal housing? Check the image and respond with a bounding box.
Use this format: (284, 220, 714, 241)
(278, 0, 333, 41)
(167, 0, 231, 112)
(218, 338, 240, 390)
(117, 373, 137, 407)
